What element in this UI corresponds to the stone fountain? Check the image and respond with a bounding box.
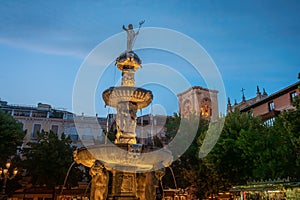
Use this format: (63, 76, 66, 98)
(73, 23, 173, 200)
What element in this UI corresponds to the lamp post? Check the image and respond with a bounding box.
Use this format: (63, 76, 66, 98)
(0, 160, 18, 195)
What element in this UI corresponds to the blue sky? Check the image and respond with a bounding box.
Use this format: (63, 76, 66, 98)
(0, 0, 299, 116)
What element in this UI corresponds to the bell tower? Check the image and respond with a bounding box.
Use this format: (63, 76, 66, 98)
(177, 86, 219, 121)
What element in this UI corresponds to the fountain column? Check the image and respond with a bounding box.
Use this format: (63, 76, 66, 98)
(103, 52, 153, 145)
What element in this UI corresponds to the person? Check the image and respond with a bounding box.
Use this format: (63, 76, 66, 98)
(122, 24, 139, 51)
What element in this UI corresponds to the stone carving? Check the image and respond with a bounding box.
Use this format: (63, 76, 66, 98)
(122, 69, 135, 86)
(115, 101, 138, 144)
(73, 148, 95, 168)
(136, 173, 147, 199)
(121, 174, 134, 192)
(89, 161, 109, 200)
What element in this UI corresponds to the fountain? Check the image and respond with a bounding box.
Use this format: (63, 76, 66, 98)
(73, 23, 173, 200)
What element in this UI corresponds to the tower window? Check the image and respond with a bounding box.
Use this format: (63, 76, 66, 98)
(201, 104, 210, 117)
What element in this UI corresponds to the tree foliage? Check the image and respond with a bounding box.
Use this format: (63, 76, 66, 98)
(163, 113, 210, 198)
(164, 103, 300, 199)
(21, 131, 83, 188)
(196, 110, 265, 196)
(0, 110, 25, 163)
(266, 99, 300, 179)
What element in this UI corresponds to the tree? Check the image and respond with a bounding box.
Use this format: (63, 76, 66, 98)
(203, 110, 266, 191)
(204, 103, 300, 189)
(21, 131, 83, 188)
(264, 96, 300, 179)
(160, 100, 300, 198)
(164, 113, 180, 141)
(0, 110, 25, 163)
(163, 113, 211, 198)
(238, 84, 300, 180)
(0, 111, 25, 195)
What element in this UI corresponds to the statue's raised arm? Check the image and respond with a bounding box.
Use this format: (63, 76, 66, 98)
(123, 21, 145, 52)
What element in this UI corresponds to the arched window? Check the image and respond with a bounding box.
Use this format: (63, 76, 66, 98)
(200, 98, 211, 117)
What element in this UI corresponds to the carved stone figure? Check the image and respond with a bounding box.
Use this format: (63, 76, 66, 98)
(115, 102, 138, 143)
(73, 148, 95, 168)
(136, 173, 147, 199)
(89, 161, 109, 200)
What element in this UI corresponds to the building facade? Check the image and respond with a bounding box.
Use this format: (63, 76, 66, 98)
(0, 100, 108, 147)
(227, 86, 269, 113)
(227, 81, 300, 125)
(0, 100, 170, 147)
(177, 86, 219, 121)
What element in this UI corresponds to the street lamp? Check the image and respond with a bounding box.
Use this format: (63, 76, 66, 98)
(0, 160, 18, 195)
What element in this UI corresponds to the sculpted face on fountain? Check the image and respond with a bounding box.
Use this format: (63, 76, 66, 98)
(73, 148, 95, 168)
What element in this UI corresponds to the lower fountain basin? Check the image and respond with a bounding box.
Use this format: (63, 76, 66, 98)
(74, 144, 173, 173)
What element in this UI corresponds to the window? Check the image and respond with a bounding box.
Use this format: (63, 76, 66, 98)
(32, 124, 41, 138)
(290, 91, 297, 102)
(51, 125, 59, 134)
(268, 101, 274, 111)
(143, 120, 149, 125)
(264, 117, 275, 126)
(201, 104, 211, 117)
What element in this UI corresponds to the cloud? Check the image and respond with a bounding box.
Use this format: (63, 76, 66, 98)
(0, 36, 88, 58)
(0, 1, 123, 58)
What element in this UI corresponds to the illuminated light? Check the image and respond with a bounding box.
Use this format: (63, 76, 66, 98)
(13, 168, 18, 175)
(5, 161, 11, 169)
(267, 190, 281, 193)
(3, 169, 8, 174)
(201, 104, 210, 117)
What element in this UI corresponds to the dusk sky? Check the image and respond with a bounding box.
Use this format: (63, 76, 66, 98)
(0, 0, 299, 116)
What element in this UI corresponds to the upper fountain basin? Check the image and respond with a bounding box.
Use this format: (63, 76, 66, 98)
(102, 86, 153, 109)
